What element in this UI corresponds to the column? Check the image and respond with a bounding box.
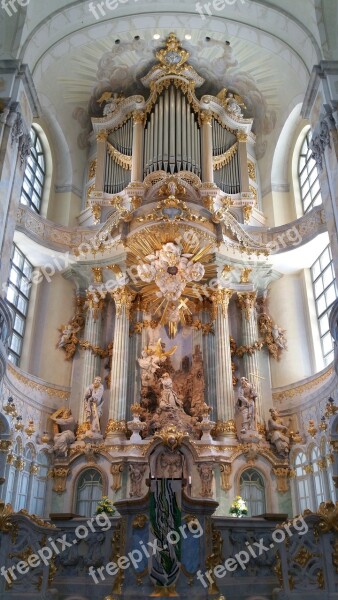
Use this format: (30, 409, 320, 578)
(78, 289, 106, 426)
(131, 111, 145, 182)
(126, 299, 144, 417)
(106, 286, 135, 441)
(201, 304, 217, 417)
(237, 132, 250, 193)
(211, 288, 235, 435)
(237, 291, 263, 423)
(200, 111, 213, 183)
(95, 130, 108, 192)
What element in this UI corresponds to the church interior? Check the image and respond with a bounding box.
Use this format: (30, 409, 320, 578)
(0, 1, 338, 599)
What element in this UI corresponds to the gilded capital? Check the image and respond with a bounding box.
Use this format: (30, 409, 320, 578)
(237, 291, 257, 320)
(237, 132, 248, 142)
(132, 111, 146, 125)
(92, 267, 103, 284)
(86, 289, 107, 320)
(111, 286, 135, 318)
(211, 288, 233, 317)
(105, 419, 127, 435)
(96, 129, 108, 142)
(200, 110, 212, 125)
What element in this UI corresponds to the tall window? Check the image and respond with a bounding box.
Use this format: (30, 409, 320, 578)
(298, 130, 322, 214)
(75, 469, 103, 517)
(311, 245, 337, 364)
(311, 446, 325, 508)
(16, 446, 32, 511)
(294, 452, 311, 512)
(6, 244, 33, 365)
(31, 451, 49, 516)
(20, 127, 45, 214)
(240, 469, 266, 516)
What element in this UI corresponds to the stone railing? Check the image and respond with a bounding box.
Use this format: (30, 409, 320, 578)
(273, 502, 338, 599)
(0, 297, 13, 384)
(248, 205, 326, 253)
(16, 205, 98, 253)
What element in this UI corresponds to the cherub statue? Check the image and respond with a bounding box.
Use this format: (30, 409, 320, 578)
(272, 324, 287, 350)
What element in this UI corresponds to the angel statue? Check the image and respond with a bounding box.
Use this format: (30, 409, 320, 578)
(137, 339, 177, 386)
(217, 88, 246, 118)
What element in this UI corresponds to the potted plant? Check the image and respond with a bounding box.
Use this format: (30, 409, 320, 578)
(229, 495, 248, 518)
(95, 496, 115, 516)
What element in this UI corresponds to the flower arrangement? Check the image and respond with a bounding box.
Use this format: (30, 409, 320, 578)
(229, 496, 248, 518)
(95, 496, 115, 516)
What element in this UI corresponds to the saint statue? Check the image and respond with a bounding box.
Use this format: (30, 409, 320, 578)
(158, 373, 183, 411)
(236, 377, 257, 433)
(50, 408, 76, 456)
(84, 376, 104, 436)
(267, 408, 290, 456)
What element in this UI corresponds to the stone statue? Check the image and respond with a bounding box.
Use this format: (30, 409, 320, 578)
(84, 376, 104, 437)
(236, 377, 257, 433)
(129, 463, 146, 497)
(158, 451, 183, 478)
(198, 463, 213, 497)
(267, 408, 290, 457)
(50, 409, 76, 456)
(272, 325, 287, 350)
(137, 339, 177, 386)
(159, 373, 183, 410)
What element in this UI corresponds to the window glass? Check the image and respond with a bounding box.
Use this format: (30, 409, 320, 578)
(311, 245, 337, 364)
(75, 469, 103, 518)
(298, 131, 322, 214)
(6, 245, 33, 365)
(240, 469, 266, 516)
(20, 127, 45, 214)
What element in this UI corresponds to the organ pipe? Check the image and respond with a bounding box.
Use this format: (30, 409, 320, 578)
(143, 84, 201, 177)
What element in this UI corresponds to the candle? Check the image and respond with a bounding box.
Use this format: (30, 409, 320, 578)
(188, 476, 192, 485)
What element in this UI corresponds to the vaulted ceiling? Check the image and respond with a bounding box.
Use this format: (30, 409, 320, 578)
(1, 0, 335, 192)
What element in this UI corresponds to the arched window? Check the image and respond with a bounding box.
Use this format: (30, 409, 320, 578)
(16, 446, 33, 511)
(240, 469, 266, 516)
(311, 446, 325, 507)
(311, 244, 337, 364)
(294, 452, 311, 512)
(298, 130, 322, 214)
(75, 469, 103, 517)
(20, 127, 45, 214)
(31, 451, 49, 516)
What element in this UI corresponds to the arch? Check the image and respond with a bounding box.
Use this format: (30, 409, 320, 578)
(239, 468, 266, 517)
(73, 466, 106, 518)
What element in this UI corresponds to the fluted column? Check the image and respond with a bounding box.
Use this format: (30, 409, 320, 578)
(131, 111, 145, 182)
(201, 306, 217, 417)
(237, 291, 263, 423)
(79, 290, 106, 425)
(106, 286, 135, 440)
(200, 111, 214, 183)
(211, 288, 235, 435)
(95, 130, 108, 192)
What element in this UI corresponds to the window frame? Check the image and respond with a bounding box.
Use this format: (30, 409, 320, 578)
(239, 468, 266, 517)
(311, 244, 337, 365)
(20, 127, 45, 214)
(298, 130, 322, 215)
(6, 244, 33, 365)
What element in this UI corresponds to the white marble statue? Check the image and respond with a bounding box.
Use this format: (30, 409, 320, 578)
(137, 349, 162, 386)
(159, 373, 183, 410)
(236, 377, 257, 433)
(84, 376, 104, 436)
(272, 325, 287, 350)
(51, 409, 76, 456)
(267, 408, 290, 457)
